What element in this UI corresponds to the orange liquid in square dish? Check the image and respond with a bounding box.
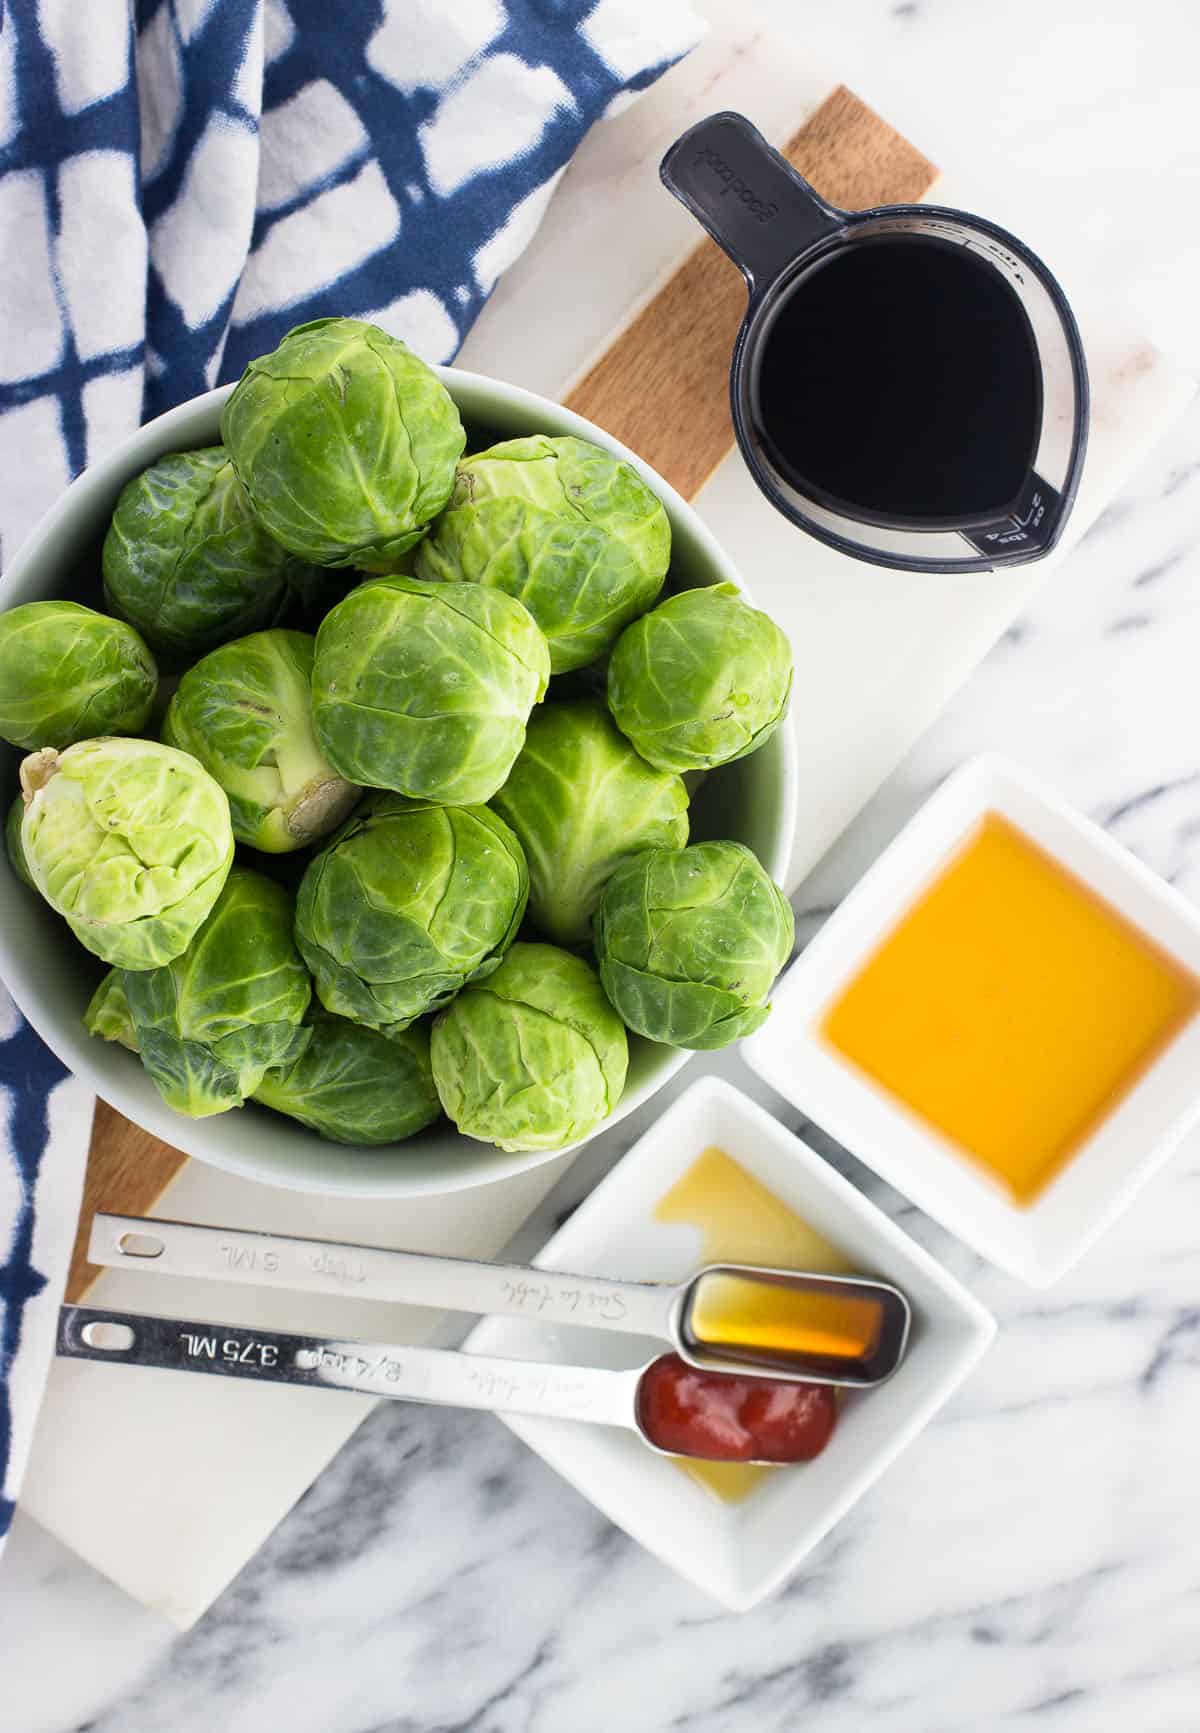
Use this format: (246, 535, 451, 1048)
(821, 814, 1200, 1206)
(653, 1147, 852, 1503)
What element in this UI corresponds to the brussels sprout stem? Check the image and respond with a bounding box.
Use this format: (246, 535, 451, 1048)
(19, 747, 61, 802)
(272, 732, 359, 845)
(286, 775, 360, 845)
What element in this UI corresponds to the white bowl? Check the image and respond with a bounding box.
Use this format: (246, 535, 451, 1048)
(743, 754, 1200, 1286)
(0, 373, 796, 1197)
(467, 1074, 995, 1610)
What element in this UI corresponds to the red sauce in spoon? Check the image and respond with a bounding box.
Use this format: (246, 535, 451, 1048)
(636, 1353, 838, 1463)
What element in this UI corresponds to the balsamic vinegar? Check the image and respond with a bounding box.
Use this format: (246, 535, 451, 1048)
(752, 237, 1041, 524)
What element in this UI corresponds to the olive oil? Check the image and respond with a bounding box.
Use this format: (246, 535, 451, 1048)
(822, 814, 1200, 1204)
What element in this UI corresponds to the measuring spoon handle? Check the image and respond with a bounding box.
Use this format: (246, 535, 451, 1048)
(89, 1214, 678, 1341)
(58, 1305, 641, 1430)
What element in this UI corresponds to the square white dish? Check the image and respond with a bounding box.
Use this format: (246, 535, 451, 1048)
(743, 754, 1200, 1287)
(465, 1074, 994, 1611)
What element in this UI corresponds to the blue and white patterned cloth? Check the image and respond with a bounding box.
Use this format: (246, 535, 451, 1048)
(0, 0, 703, 1556)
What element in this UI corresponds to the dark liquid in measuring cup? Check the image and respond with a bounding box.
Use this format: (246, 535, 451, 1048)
(752, 237, 1041, 525)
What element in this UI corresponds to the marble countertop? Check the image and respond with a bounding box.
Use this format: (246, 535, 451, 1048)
(4, 2, 1200, 1729)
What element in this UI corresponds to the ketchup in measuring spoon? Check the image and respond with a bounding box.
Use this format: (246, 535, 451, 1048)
(636, 1353, 837, 1463)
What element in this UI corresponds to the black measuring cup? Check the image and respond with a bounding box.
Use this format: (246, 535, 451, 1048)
(661, 112, 1089, 573)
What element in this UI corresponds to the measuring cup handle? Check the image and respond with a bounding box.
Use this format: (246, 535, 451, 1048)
(660, 111, 842, 295)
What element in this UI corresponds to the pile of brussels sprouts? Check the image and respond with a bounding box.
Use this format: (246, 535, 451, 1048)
(0, 317, 795, 1157)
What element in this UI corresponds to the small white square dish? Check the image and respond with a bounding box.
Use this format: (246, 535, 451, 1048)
(465, 1074, 994, 1611)
(743, 754, 1200, 1287)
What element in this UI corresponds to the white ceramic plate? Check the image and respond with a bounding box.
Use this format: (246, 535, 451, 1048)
(467, 1074, 995, 1610)
(0, 371, 797, 1198)
(743, 754, 1200, 1286)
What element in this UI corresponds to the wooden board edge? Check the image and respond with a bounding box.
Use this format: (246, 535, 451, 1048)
(67, 1101, 190, 1303)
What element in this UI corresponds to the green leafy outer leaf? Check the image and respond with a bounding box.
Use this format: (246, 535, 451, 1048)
(296, 795, 528, 1035)
(0, 600, 157, 751)
(593, 840, 794, 1050)
(84, 968, 138, 1051)
(607, 582, 794, 773)
(20, 737, 235, 970)
(430, 940, 628, 1153)
(5, 794, 32, 887)
(311, 575, 550, 804)
(253, 1014, 440, 1146)
(102, 447, 308, 659)
(220, 318, 466, 569)
(491, 698, 688, 947)
(121, 867, 312, 1117)
(162, 628, 359, 852)
(415, 434, 670, 673)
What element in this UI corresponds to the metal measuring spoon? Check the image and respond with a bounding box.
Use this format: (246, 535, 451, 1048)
(88, 1214, 911, 1387)
(57, 1306, 839, 1467)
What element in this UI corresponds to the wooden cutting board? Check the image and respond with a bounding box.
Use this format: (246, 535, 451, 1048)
(64, 86, 937, 1305)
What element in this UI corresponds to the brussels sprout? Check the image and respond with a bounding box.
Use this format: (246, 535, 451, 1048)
(6, 795, 32, 887)
(607, 583, 793, 773)
(593, 841, 794, 1050)
(103, 447, 309, 659)
(296, 796, 527, 1034)
(431, 942, 628, 1152)
(0, 601, 156, 752)
(312, 576, 550, 803)
(491, 699, 688, 947)
(84, 969, 138, 1051)
(415, 435, 670, 673)
(254, 1014, 440, 1146)
(118, 868, 311, 1117)
(20, 737, 235, 969)
(221, 318, 465, 570)
(163, 629, 359, 853)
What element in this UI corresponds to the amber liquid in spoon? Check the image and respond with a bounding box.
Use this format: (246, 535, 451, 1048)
(686, 1271, 883, 1369)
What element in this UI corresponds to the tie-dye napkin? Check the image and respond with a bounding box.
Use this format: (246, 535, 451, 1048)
(0, 0, 703, 1556)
